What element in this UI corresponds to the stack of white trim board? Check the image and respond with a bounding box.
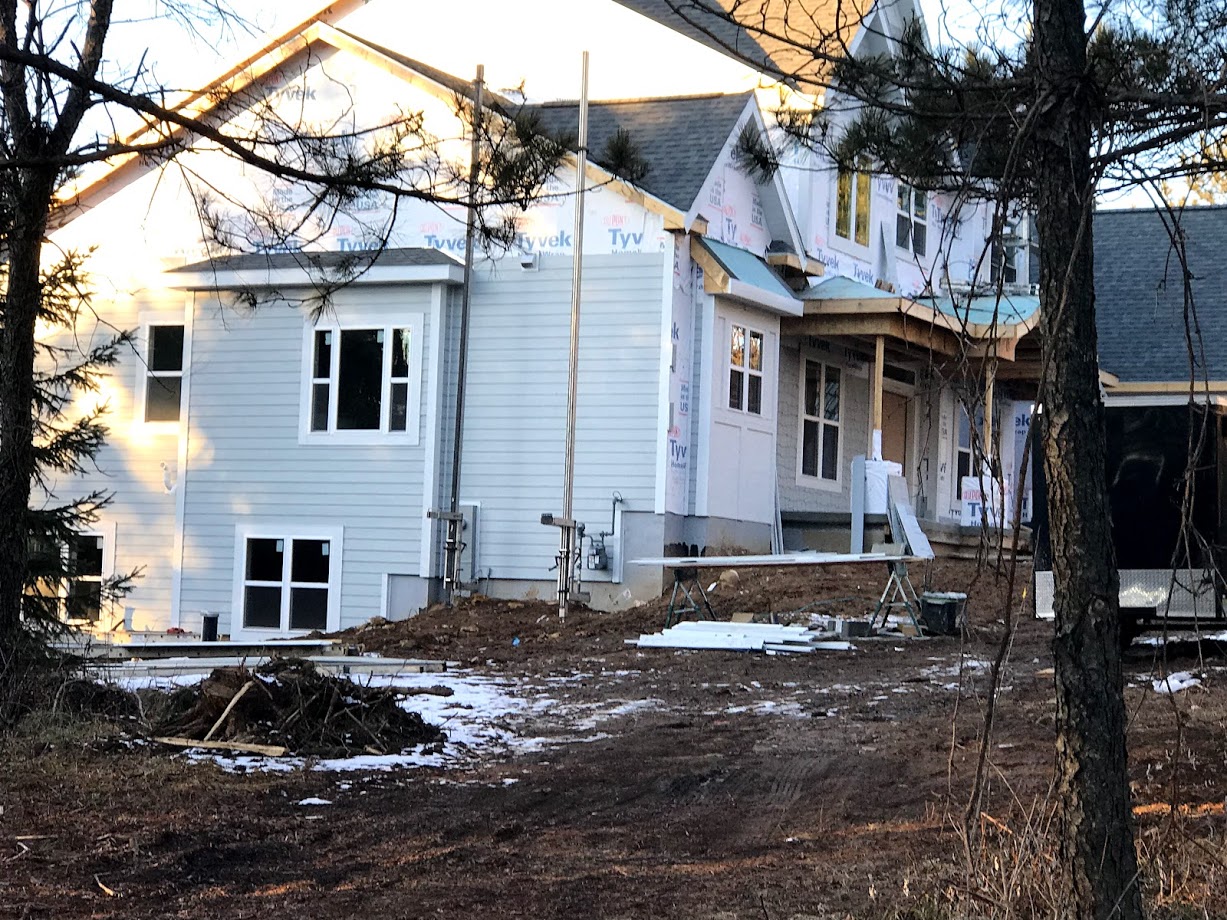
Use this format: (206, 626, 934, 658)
(629, 621, 855, 654)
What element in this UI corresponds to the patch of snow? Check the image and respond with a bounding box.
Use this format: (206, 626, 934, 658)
(1153, 672, 1202, 694)
(297, 797, 332, 806)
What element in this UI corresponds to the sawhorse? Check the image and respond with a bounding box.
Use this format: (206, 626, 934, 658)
(664, 566, 717, 627)
(871, 558, 922, 633)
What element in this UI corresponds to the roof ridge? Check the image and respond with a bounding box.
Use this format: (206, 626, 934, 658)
(1097, 203, 1227, 215)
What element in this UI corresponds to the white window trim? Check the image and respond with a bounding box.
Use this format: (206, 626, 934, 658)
(795, 355, 843, 492)
(726, 322, 767, 417)
(895, 182, 928, 258)
(134, 311, 190, 433)
(831, 166, 873, 253)
(62, 521, 117, 625)
(230, 523, 344, 639)
(298, 312, 424, 446)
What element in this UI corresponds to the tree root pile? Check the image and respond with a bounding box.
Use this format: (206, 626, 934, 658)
(149, 659, 445, 758)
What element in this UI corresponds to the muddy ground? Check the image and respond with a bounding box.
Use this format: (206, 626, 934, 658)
(2, 558, 1225, 919)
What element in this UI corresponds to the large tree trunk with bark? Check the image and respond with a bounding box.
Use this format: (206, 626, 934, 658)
(0, 180, 55, 672)
(1033, 0, 1143, 916)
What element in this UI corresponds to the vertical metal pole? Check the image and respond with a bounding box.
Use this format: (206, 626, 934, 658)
(558, 52, 589, 620)
(446, 64, 484, 603)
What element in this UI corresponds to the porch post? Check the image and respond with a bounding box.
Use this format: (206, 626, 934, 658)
(870, 335, 884, 460)
(983, 365, 996, 471)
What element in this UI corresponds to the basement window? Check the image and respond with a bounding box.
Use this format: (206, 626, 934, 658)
(239, 534, 337, 633)
(728, 324, 764, 415)
(800, 360, 841, 482)
(144, 324, 185, 423)
(304, 316, 422, 443)
(835, 166, 871, 247)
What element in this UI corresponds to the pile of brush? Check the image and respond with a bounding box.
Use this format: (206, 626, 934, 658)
(150, 658, 445, 758)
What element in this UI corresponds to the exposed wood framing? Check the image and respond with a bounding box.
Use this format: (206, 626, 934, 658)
(782, 313, 964, 357)
(870, 335, 885, 459)
(766, 251, 826, 276)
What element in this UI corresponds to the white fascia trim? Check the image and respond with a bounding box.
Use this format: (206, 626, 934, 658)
(419, 283, 447, 577)
(724, 279, 804, 317)
(168, 293, 195, 628)
(229, 522, 345, 640)
(654, 241, 675, 515)
(1103, 393, 1227, 408)
(170, 262, 465, 290)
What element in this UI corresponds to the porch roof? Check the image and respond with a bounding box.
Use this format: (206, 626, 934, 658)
(792, 275, 1039, 355)
(691, 237, 803, 316)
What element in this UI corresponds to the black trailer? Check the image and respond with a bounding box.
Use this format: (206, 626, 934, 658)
(1033, 400, 1227, 642)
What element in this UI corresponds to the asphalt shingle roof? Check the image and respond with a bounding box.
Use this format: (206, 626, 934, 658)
(613, 0, 870, 88)
(527, 93, 752, 211)
(1094, 206, 1227, 384)
(173, 248, 459, 273)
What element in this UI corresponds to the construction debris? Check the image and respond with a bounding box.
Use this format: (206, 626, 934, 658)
(148, 658, 445, 757)
(629, 620, 857, 654)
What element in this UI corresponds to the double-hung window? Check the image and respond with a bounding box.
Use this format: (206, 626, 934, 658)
(835, 166, 871, 247)
(800, 360, 841, 482)
(235, 527, 342, 634)
(896, 183, 927, 257)
(304, 317, 421, 442)
(66, 534, 105, 622)
(144, 324, 185, 423)
(728, 324, 764, 415)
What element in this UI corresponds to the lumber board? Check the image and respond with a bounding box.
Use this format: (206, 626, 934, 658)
(154, 736, 288, 757)
(631, 551, 916, 569)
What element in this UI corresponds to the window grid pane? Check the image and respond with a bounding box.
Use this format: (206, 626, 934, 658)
(824, 367, 841, 421)
(145, 375, 182, 423)
(730, 326, 745, 368)
(289, 587, 328, 631)
(336, 329, 384, 430)
(854, 171, 871, 246)
(804, 361, 820, 417)
(729, 369, 744, 410)
(821, 422, 840, 480)
(748, 332, 763, 371)
(244, 585, 282, 629)
(835, 170, 852, 239)
(747, 373, 762, 415)
(801, 419, 819, 478)
(149, 325, 184, 373)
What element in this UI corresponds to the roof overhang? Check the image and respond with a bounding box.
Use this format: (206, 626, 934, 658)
(170, 261, 465, 290)
(690, 236, 802, 316)
(1101, 379, 1227, 408)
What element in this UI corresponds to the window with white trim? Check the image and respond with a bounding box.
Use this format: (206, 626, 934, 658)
(66, 534, 105, 622)
(800, 360, 841, 481)
(896, 183, 927, 257)
(24, 526, 114, 624)
(728, 324, 764, 415)
(307, 324, 414, 436)
(144, 324, 185, 423)
(241, 536, 333, 632)
(835, 166, 871, 247)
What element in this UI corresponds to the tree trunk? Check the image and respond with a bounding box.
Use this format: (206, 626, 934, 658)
(0, 181, 54, 675)
(1033, 0, 1143, 915)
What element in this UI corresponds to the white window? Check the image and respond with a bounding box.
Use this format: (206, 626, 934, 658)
(835, 166, 871, 247)
(955, 403, 994, 499)
(800, 360, 841, 482)
(896, 183, 927, 257)
(142, 323, 185, 423)
(302, 316, 423, 443)
(232, 525, 343, 635)
(728, 324, 764, 415)
(25, 523, 116, 624)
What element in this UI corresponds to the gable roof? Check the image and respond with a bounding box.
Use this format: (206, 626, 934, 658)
(1094, 206, 1227, 385)
(527, 92, 753, 211)
(613, 0, 873, 89)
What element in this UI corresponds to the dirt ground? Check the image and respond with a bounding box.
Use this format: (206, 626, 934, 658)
(2, 558, 1226, 919)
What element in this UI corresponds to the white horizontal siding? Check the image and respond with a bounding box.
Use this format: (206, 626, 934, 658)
(36, 294, 185, 630)
(178, 284, 435, 631)
(458, 253, 665, 578)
